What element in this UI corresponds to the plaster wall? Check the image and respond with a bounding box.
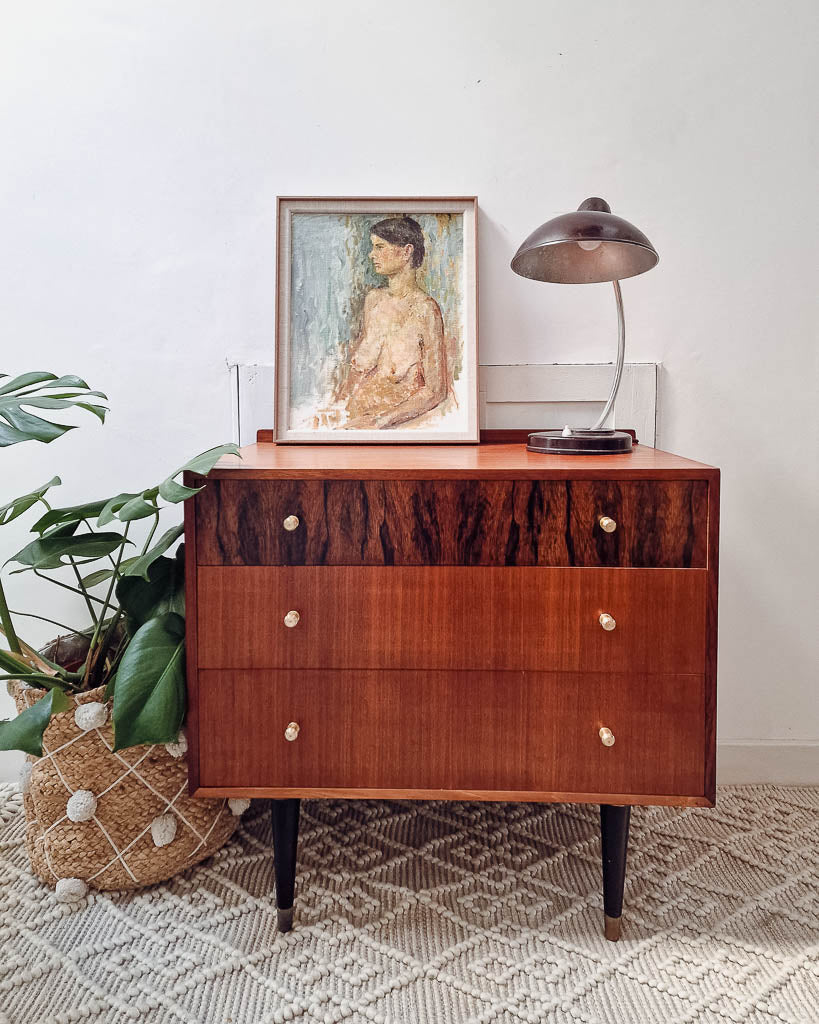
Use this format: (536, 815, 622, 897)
(1, 0, 817, 782)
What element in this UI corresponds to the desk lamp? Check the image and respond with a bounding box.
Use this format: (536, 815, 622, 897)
(511, 197, 658, 454)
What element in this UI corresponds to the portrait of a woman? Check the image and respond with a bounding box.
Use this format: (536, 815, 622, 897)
(277, 198, 477, 443)
(333, 217, 452, 429)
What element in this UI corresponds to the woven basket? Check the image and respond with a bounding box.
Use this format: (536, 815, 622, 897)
(11, 681, 240, 898)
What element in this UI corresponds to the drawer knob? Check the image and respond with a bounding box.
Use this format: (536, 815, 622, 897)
(599, 612, 616, 631)
(283, 610, 300, 628)
(283, 515, 300, 532)
(599, 515, 617, 534)
(599, 726, 615, 747)
(284, 721, 300, 742)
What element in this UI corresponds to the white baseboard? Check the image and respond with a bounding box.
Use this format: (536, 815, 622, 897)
(2, 744, 817, 787)
(0, 749, 23, 785)
(717, 742, 819, 785)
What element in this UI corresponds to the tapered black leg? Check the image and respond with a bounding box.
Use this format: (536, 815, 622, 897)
(600, 804, 631, 941)
(271, 798, 300, 932)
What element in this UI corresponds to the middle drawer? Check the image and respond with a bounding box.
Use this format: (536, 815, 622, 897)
(198, 566, 706, 673)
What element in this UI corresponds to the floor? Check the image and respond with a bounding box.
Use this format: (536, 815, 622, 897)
(1, 784, 817, 1024)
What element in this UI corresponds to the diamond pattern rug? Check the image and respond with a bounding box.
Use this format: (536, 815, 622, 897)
(1, 784, 817, 1024)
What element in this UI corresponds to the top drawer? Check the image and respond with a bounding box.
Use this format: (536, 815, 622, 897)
(196, 478, 708, 568)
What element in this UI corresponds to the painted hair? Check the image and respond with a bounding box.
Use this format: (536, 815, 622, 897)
(370, 216, 425, 268)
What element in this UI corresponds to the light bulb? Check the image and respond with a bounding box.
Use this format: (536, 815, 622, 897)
(577, 240, 602, 252)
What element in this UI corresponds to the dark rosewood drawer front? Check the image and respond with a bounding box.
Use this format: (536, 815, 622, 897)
(196, 478, 708, 568)
(197, 566, 706, 674)
(197, 669, 705, 797)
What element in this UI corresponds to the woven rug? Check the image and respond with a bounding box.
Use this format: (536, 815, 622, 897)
(1, 785, 817, 1024)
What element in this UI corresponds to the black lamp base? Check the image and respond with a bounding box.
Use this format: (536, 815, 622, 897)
(527, 429, 633, 455)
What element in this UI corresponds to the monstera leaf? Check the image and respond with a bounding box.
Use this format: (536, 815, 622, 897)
(0, 688, 71, 757)
(111, 612, 186, 749)
(0, 372, 107, 447)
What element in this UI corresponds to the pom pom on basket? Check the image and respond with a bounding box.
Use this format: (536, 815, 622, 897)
(11, 682, 237, 893)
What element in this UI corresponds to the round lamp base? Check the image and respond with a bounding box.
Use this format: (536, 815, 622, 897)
(527, 429, 633, 456)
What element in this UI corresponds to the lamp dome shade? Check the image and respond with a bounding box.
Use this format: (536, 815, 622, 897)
(510, 199, 658, 284)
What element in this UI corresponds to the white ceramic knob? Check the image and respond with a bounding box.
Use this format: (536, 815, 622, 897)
(599, 727, 615, 747)
(283, 610, 300, 628)
(599, 612, 616, 632)
(284, 722, 300, 742)
(283, 515, 300, 532)
(599, 515, 617, 534)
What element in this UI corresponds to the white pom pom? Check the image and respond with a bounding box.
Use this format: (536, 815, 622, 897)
(164, 730, 188, 759)
(74, 702, 108, 731)
(18, 760, 33, 795)
(228, 798, 250, 816)
(66, 790, 97, 823)
(55, 877, 88, 903)
(151, 813, 177, 847)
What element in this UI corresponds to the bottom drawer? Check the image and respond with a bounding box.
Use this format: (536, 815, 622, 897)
(197, 670, 705, 798)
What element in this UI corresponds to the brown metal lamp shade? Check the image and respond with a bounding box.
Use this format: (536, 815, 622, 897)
(510, 197, 658, 284)
(510, 197, 658, 454)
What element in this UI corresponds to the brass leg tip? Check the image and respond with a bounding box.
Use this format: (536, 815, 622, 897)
(604, 914, 622, 941)
(277, 907, 294, 933)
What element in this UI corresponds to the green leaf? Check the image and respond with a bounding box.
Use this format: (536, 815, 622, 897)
(79, 568, 117, 588)
(158, 444, 240, 504)
(0, 649, 32, 675)
(116, 550, 185, 634)
(158, 478, 202, 503)
(9, 531, 130, 571)
(96, 492, 139, 527)
(117, 492, 158, 522)
(75, 402, 107, 424)
(0, 371, 108, 447)
(0, 687, 71, 756)
(31, 498, 111, 535)
(80, 556, 140, 587)
(0, 406, 74, 442)
(112, 612, 185, 749)
(122, 523, 183, 580)
(0, 372, 60, 395)
(0, 477, 61, 526)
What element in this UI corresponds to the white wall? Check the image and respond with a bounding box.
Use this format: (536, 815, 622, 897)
(2, 1, 817, 782)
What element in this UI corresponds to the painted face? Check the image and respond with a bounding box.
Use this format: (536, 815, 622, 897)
(369, 234, 411, 276)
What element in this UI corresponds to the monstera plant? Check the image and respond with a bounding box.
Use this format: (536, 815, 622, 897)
(0, 370, 237, 756)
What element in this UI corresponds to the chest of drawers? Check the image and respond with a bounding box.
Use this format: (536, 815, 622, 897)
(185, 440, 719, 940)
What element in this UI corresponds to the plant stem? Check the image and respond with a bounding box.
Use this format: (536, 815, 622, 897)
(0, 672, 78, 691)
(0, 578, 22, 653)
(82, 518, 119, 569)
(67, 558, 100, 625)
(9, 610, 85, 634)
(83, 525, 129, 687)
(141, 512, 160, 555)
(33, 570, 107, 606)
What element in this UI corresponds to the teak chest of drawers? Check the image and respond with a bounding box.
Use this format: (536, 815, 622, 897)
(185, 440, 719, 940)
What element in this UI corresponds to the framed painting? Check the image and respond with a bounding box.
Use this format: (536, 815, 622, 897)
(275, 196, 479, 443)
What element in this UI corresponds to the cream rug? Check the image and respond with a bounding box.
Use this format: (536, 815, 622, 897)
(1, 784, 817, 1024)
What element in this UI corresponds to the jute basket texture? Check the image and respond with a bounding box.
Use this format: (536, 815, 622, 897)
(11, 681, 239, 896)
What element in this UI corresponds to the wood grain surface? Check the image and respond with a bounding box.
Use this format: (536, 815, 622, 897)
(195, 478, 708, 568)
(197, 669, 705, 797)
(203, 442, 719, 481)
(197, 566, 707, 674)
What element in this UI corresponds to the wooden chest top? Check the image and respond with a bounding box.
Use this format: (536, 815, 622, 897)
(203, 442, 718, 481)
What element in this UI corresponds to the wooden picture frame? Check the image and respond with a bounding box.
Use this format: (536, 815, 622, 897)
(275, 196, 479, 443)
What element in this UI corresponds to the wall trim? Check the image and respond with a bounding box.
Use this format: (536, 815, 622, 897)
(717, 742, 819, 785)
(229, 362, 659, 448)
